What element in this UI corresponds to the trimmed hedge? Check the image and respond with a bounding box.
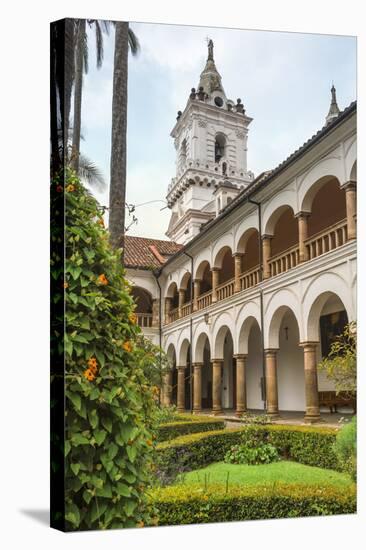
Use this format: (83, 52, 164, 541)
(149, 483, 356, 525)
(156, 417, 225, 442)
(156, 425, 340, 480)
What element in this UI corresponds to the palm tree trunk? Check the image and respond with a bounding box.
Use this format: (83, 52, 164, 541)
(109, 21, 129, 252)
(71, 19, 86, 172)
(63, 19, 75, 164)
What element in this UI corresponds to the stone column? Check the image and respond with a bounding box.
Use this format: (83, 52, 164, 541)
(233, 253, 243, 293)
(235, 354, 247, 416)
(152, 298, 160, 328)
(193, 363, 203, 413)
(177, 366, 186, 412)
(211, 268, 220, 303)
(162, 370, 173, 406)
(193, 279, 201, 311)
(164, 297, 172, 325)
(300, 342, 320, 423)
(212, 360, 223, 415)
(342, 181, 357, 240)
(297, 212, 310, 263)
(262, 236, 272, 279)
(178, 289, 185, 318)
(264, 349, 279, 418)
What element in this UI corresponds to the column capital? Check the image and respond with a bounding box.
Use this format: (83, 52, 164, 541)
(299, 341, 319, 349)
(193, 278, 202, 284)
(192, 362, 203, 368)
(211, 266, 220, 272)
(234, 353, 248, 360)
(177, 365, 186, 372)
(295, 210, 311, 219)
(211, 358, 223, 364)
(264, 348, 279, 355)
(341, 180, 357, 191)
(262, 234, 273, 241)
(233, 252, 244, 258)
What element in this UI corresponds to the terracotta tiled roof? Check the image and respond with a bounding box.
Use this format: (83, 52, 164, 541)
(124, 235, 183, 270)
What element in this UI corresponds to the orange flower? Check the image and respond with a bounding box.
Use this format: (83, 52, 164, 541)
(63, 282, 69, 289)
(89, 364, 98, 375)
(88, 357, 98, 368)
(97, 218, 105, 227)
(83, 368, 95, 381)
(146, 439, 153, 447)
(56, 185, 63, 193)
(98, 274, 108, 285)
(66, 184, 75, 192)
(129, 312, 138, 324)
(137, 521, 144, 528)
(122, 341, 132, 353)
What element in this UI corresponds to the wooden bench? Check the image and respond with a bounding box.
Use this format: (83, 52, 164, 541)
(318, 391, 356, 414)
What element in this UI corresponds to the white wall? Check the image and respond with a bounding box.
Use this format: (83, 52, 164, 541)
(277, 311, 305, 411)
(246, 323, 264, 410)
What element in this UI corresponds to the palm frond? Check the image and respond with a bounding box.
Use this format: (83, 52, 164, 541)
(78, 153, 106, 191)
(128, 27, 140, 56)
(82, 28, 89, 74)
(94, 20, 104, 69)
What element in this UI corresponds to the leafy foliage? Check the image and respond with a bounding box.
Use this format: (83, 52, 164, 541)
(51, 170, 161, 530)
(334, 416, 357, 480)
(156, 418, 225, 443)
(224, 443, 279, 465)
(156, 424, 340, 485)
(149, 483, 356, 525)
(240, 412, 273, 424)
(318, 321, 357, 397)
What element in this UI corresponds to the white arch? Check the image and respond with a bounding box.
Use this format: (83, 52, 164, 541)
(177, 337, 191, 366)
(193, 248, 212, 279)
(302, 272, 355, 341)
(179, 270, 192, 290)
(165, 280, 179, 299)
(213, 245, 233, 269)
(235, 300, 262, 354)
(262, 189, 297, 235)
(165, 340, 177, 368)
(298, 156, 343, 212)
(212, 311, 235, 358)
(212, 233, 234, 267)
(345, 136, 357, 181)
(233, 213, 259, 253)
(264, 288, 302, 348)
(193, 328, 211, 363)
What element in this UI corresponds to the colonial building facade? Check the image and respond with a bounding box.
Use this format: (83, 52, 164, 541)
(125, 42, 357, 423)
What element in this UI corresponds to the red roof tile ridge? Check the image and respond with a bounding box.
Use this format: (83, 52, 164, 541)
(148, 244, 166, 265)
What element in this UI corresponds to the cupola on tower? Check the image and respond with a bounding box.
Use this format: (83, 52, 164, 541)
(166, 39, 254, 244)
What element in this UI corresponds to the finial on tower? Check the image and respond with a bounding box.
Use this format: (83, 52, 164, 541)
(326, 83, 341, 125)
(207, 37, 214, 60)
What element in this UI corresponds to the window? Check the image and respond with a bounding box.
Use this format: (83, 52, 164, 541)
(215, 134, 226, 163)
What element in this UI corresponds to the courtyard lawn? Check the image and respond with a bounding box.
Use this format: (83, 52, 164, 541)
(177, 460, 354, 488)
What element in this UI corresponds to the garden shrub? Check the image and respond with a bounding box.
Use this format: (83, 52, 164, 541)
(224, 443, 279, 465)
(240, 412, 273, 424)
(334, 416, 357, 480)
(154, 405, 179, 425)
(149, 483, 356, 525)
(156, 424, 340, 484)
(156, 418, 225, 442)
(51, 170, 160, 530)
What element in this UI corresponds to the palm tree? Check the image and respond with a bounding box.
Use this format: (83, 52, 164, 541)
(109, 22, 140, 251)
(71, 19, 111, 172)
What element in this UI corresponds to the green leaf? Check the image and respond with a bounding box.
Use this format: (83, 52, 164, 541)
(88, 409, 98, 429)
(126, 445, 137, 463)
(83, 489, 93, 505)
(94, 429, 107, 446)
(65, 502, 80, 527)
(116, 482, 131, 497)
(124, 500, 137, 517)
(71, 433, 89, 446)
(66, 391, 81, 412)
(101, 416, 112, 433)
(108, 443, 118, 460)
(90, 499, 107, 523)
(70, 463, 80, 476)
(65, 440, 71, 457)
(95, 349, 105, 368)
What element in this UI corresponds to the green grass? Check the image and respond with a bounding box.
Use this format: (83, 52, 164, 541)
(177, 461, 353, 488)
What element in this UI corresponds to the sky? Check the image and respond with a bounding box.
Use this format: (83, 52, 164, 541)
(81, 21, 356, 240)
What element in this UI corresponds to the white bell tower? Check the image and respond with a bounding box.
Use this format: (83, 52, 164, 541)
(166, 39, 254, 244)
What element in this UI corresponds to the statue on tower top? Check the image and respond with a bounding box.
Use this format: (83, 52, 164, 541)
(207, 38, 214, 60)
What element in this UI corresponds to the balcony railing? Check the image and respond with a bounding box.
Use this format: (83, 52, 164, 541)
(216, 278, 235, 301)
(269, 244, 300, 277)
(136, 313, 153, 328)
(197, 289, 213, 311)
(181, 302, 192, 317)
(240, 265, 261, 291)
(305, 218, 347, 260)
(168, 307, 180, 324)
